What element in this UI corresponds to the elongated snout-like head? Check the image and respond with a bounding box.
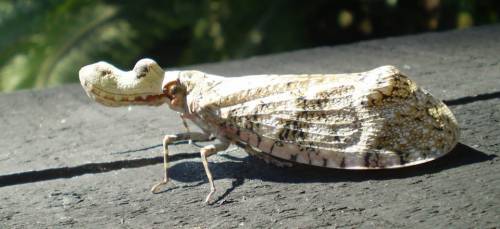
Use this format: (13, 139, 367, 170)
(79, 58, 169, 106)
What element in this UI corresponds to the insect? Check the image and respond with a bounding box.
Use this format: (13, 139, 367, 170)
(79, 58, 459, 203)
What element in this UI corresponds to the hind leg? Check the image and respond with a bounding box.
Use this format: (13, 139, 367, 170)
(200, 141, 230, 204)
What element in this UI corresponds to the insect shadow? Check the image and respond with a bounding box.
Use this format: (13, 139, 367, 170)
(167, 142, 495, 194)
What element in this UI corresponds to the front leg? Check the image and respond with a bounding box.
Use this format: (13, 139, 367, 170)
(151, 132, 211, 193)
(200, 141, 230, 204)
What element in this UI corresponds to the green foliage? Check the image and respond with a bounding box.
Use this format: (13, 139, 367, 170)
(0, 0, 498, 92)
(0, 0, 129, 91)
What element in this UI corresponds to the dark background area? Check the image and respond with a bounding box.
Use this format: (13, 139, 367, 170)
(0, 0, 499, 91)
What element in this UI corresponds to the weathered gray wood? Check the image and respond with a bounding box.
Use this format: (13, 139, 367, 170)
(1, 25, 499, 228)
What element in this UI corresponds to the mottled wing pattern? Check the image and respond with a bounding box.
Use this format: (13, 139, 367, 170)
(186, 66, 459, 169)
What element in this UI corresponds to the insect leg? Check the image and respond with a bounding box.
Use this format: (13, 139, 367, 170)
(150, 132, 211, 194)
(180, 115, 192, 144)
(200, 141, 230, 204)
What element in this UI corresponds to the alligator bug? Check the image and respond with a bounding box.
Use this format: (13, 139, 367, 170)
(79, 58, 459, 203)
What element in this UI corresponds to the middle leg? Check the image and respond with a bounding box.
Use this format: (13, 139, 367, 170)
(151, 132, 212, 193)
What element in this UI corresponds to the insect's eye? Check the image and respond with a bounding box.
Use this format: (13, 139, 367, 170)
(169, 85, 180, 94)
(162, 83, 180, 100)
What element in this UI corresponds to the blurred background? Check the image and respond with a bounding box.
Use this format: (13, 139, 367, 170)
(0, 0, 499, 92)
